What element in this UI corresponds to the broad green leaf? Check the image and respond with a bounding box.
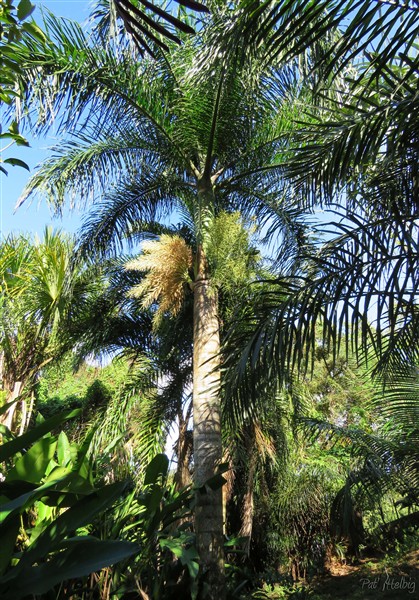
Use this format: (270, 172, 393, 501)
(0, 466, 87, 523)
(0, 396, 20, 418)
(144, 485, 163, 515)
(14, 137, 30, 147)
(37, 466, 94, 503)
(198, 473, 227, 492)
(224, 535, 248, 547)
(0, 517, 19, 577)
(144, 453, 169, 486)
(8, 121, 19, 135)
(31, 500, 53, 528)
(17, 0, 35, 21)
(0, 424, 13, 441)
(185, 557, 199, 579)
(0, 13, 18, 25)
(73, 429, 95, 484)
(0, 409, 80, 462)
(159, 537, 199, 578)
(0, 132, 20, 140)
(0, 473, 74, 525)
(21, 20, 47, 42)
(57, 431, 71, 467)
(0, 538, 138, 598)
(6, 437, 57, 484)
(0, 480, 37, 503)
(3, 156, 30, 171)
(0, 96, 13, 106)
(17, 481, 128, 566)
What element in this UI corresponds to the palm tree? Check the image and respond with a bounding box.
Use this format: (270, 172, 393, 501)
(14, 4, 314, 592)
(0, 229, 94, 434)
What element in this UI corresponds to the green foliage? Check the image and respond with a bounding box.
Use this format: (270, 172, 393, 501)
(0, 410, 138, 599)
(303, 346, 375, 429)
(0, 230, 100, 437)
(37, 356, 127, 417)
(273, 462, 341, 578)
(0, 405, 201, 600)
(5, 1, 418, 594)
(253, 581, 309, 599)
(82, 452, 200, 599)
(36, 356, 152, 487)
(0, 0, 46, 174)
(295, 340, 419, 555)
(225, 338, 378, 580)
(126, 454, 199, 598)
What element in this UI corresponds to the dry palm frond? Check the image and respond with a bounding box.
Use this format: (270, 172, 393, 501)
(253, 421, 277, 463)
(126, 235, 193, 328)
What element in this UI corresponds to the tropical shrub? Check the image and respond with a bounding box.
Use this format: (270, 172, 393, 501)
(0, 408, 137, 599)
(0, 397, 203, 599)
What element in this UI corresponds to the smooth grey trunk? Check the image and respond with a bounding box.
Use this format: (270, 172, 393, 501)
(193, 241, 225, 599)
(174, 406, 192, 490)
(2, 381, 22, 432)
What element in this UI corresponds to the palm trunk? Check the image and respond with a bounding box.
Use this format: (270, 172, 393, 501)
(1, 381, 22, 433)
(193, 242, 225, 598)
(174, 405, 192, 490)
(240, 452, 256, 556)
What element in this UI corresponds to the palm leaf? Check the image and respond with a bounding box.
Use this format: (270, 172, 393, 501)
(111, 0, 208, 56)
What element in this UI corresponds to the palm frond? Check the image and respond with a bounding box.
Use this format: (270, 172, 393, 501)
(282, 69, 419, 212)
(228, 0, 419, 85)
(88, 355, 157, 478)
(110, 0, 208, 56)
(227, 202, 418, 384)
(17, 126, 169, 212)
(301, 412, 419, 510)
(76, 173, 194, 259)
(66, 265, 154, 364)
(17, 12, 186, 152)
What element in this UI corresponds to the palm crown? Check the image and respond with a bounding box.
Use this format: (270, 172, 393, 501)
(19, 13, 301, 253)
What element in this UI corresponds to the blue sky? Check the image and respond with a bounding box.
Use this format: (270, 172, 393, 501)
(0, 1, 90, 238)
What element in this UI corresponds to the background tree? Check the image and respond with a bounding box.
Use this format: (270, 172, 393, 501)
(0, 229, 96, 435)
